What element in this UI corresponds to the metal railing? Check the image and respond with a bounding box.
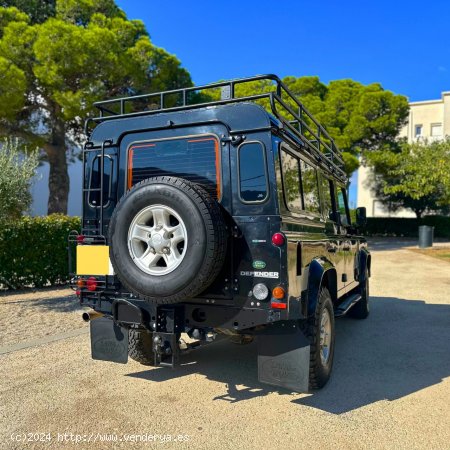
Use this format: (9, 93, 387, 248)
(91, 74, 346, 181)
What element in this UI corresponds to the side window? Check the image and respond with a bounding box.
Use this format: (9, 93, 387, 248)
(336, 187, 351, 226)
(300, 160, 320, 214)
(238, 142, 268, 202)
(280, 149, 302, 211)
(89, 155, 113, 207)
(320, 175, 334, 221)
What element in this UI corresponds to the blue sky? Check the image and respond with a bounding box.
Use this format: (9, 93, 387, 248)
(115, 0, 450, 207)
(116, 0, 450, 102)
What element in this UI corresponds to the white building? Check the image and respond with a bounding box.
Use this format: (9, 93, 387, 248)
(357, 91, 450, 217)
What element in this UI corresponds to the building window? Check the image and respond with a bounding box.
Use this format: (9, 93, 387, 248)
(414, 124, 423, 137)
(430, 123, 443, 137)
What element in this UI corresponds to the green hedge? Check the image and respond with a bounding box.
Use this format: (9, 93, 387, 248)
(0, 214, 81, 289)
(365, 216, 450, 238)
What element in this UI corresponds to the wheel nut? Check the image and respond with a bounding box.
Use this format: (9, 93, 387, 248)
(162, 247, 170, 254)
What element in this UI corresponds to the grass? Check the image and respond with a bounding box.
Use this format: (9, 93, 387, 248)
(409, 247, 450, 262)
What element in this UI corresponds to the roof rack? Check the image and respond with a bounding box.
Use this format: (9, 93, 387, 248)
(92, 74, 346, 181)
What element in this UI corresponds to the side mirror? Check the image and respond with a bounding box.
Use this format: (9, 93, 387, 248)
(355, 207, 367, 228)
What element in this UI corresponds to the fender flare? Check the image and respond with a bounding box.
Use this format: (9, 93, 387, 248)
(358, 248, 371, 282)
(306, 258, 337, 317)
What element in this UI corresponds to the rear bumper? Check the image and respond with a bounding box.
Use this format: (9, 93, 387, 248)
(80, 294, 289, 332)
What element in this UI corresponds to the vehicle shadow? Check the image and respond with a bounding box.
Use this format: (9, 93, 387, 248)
(1, 295, 83, 313)
(126, 296, 450, 414)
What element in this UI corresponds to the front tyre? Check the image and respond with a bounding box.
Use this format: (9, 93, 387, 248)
(300, 287, 335, 390)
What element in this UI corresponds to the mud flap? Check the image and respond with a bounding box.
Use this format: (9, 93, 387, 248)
(257, 321, 310, 392)
(90, 317, 128, 364)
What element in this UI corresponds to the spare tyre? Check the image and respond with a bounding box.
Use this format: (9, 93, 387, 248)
(108, 176, 227, 304)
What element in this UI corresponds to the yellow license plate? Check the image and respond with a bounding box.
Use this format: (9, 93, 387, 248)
(76, 245, 110, 275)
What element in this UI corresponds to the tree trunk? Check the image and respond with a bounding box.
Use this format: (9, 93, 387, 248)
(45, 117, 69, 214)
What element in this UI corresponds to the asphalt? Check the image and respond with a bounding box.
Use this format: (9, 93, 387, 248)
(0, 242, 449, 450)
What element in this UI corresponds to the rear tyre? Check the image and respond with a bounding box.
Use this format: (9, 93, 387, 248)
(128, 328, 155, 365)
(348, 270, 370, 319)
(300, 287, 335, 390)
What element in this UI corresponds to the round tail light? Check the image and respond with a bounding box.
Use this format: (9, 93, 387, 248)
(272, 232, 285, 246)
(86, 277, 97, 292)
(272, 286, 285, 299)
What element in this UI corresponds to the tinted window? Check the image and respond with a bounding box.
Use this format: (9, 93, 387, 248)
(238, 142, 268, 202)
(89, 156, 113, 207)
(321, 176, 334, 220)
(300, 160, 320, 214)
(280, 149, 302, 211)
(336, 187, 350, 226)
(128, 136, 220, 198)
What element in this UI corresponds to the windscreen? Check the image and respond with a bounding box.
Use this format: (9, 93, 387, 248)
(127, 136, 220, 199)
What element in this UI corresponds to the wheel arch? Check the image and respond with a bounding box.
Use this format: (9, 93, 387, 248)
(358, 248, 371, 281)
(306, 257, 337, 317)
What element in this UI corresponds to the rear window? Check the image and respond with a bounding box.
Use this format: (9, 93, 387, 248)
(128, 136, 220, 198)
(238, 142, 268, 202)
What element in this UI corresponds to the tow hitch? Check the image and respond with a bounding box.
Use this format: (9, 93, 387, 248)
(87, 301, 311, 392)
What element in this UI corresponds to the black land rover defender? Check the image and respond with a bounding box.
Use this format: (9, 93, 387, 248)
(70, 75, 371, 392)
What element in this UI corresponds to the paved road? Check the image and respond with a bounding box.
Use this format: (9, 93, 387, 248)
(1, 244, 449, 449)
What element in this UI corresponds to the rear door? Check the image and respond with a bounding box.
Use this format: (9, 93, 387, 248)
(121, 126, 233, 299)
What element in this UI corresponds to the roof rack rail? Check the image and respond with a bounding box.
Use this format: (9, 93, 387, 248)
(92, 74, 346, 181)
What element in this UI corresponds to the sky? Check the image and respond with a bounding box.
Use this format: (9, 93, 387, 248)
(112, 0, 450, 208)
(116, 0, 450, 102)
(31, 1, 450, 215)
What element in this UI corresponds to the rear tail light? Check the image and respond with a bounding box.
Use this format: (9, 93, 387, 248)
(271, 286, 286, 309)
(272, 286, 285, 299)
(86, 277, 97, 292)
(75, 289, 81, 296)
(271, 302, 287, 310)
(271, 232, 285, 246)
(76, 235, 85, 244)
(76, 278, 85, 288)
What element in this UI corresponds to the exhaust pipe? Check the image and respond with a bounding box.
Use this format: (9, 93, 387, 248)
(82, 311, 103, 322)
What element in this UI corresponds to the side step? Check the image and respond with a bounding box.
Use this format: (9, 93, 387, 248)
(334, 292, 362, 317)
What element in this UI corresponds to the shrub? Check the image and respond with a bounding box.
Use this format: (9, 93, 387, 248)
(0, 214, 81, 289)
(0, 138, 39, 220)
(364, 216, 450, 238)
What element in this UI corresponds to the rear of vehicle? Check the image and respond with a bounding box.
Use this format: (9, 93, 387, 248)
(70, 75, 365, 392)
